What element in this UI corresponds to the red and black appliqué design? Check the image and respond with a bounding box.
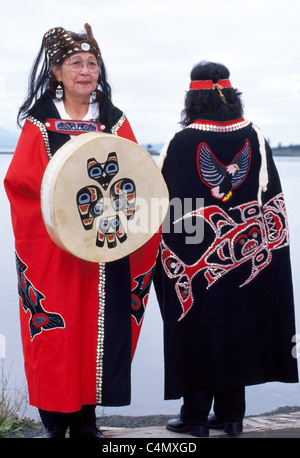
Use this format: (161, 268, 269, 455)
(16, 253, 65, 340)
(131, 264, 156, 324)
(45, 118, 105, 135)
(161, 193, 289, 320)
(197, 140, 251, 201)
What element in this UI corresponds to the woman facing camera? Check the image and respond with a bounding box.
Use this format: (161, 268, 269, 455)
(5, 24, 158, 438)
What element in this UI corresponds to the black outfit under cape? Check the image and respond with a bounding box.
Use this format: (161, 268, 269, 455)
(154, 117, 298, 400)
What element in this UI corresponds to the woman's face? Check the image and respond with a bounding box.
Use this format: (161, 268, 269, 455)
(52, 52, 99, 101)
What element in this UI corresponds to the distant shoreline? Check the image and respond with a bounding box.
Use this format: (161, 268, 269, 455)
(1, 146, 300, 157)
(1, 152, 300, 157)
(272, 145, 300, 157)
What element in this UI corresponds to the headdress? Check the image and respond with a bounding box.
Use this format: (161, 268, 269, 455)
(189, 79, 232, 104)
(43, 23, 101, 65)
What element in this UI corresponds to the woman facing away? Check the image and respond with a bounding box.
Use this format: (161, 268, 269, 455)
(154, 61, 298, 438)
(4, 24, 159, 438)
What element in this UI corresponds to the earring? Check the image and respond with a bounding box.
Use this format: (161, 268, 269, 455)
(91, 84, 100, 102)
(56, 83, 64, 100)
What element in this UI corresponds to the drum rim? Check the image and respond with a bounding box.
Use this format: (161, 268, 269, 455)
(41, 133, 168, 262)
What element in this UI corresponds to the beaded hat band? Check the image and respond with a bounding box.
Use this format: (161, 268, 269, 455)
(189, 79, 232, 104)
(43, 23, 101, 65)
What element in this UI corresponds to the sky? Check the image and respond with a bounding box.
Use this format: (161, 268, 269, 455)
(0, 0, 299, 147)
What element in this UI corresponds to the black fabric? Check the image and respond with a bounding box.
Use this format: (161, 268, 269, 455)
(102, 257, 132, 406)
(30, 91, 123, 156)
(39, 405, 97, 431)
(29, 91, 70, 156)
(39, 408, 70, 431)
(212, 387, 245, 422)
(180, 387, 245, 424)
(154, 120, 298, 400)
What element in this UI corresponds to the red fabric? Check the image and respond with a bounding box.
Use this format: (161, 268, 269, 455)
(189, 79, 232, 90)
(5, 121, 100, 411)
(116, 117, 137, 143)
(193, 118, 245, 127)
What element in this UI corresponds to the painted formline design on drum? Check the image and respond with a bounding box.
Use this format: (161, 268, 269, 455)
(76, 152, 136, 249)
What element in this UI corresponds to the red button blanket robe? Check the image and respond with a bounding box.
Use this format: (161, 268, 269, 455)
(154, 117, 298, 400)
(4, 91, 159, 412)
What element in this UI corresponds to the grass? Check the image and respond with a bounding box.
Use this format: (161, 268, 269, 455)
(0, 360, 33, 437)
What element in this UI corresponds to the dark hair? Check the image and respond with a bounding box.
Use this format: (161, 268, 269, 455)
(17, 30, 114, 130)
(180, 61, 244, 126)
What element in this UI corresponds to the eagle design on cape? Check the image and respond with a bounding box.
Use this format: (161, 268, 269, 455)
(197, 140, 251, 201)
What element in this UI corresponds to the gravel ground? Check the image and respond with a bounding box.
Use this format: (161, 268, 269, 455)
(4, 406, 300, 438)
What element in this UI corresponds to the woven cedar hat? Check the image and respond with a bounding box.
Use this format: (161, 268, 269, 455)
(43, 23, 101, 65)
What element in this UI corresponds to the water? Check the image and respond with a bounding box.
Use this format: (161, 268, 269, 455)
(0, 153, 300, 421)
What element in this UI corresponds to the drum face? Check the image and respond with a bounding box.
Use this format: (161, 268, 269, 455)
(41, 133, 169, 262)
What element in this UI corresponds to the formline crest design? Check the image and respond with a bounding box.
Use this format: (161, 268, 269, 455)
(76, 152, 136, 249)
(161, 193, 289, 320)
(16, 253, 65, 340)
(131, 264, 156, 325)
(197, 140, 251, 202)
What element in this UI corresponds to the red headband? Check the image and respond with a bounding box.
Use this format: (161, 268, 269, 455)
(189, 79, 232, 90)
(189, 79, 232, 103)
